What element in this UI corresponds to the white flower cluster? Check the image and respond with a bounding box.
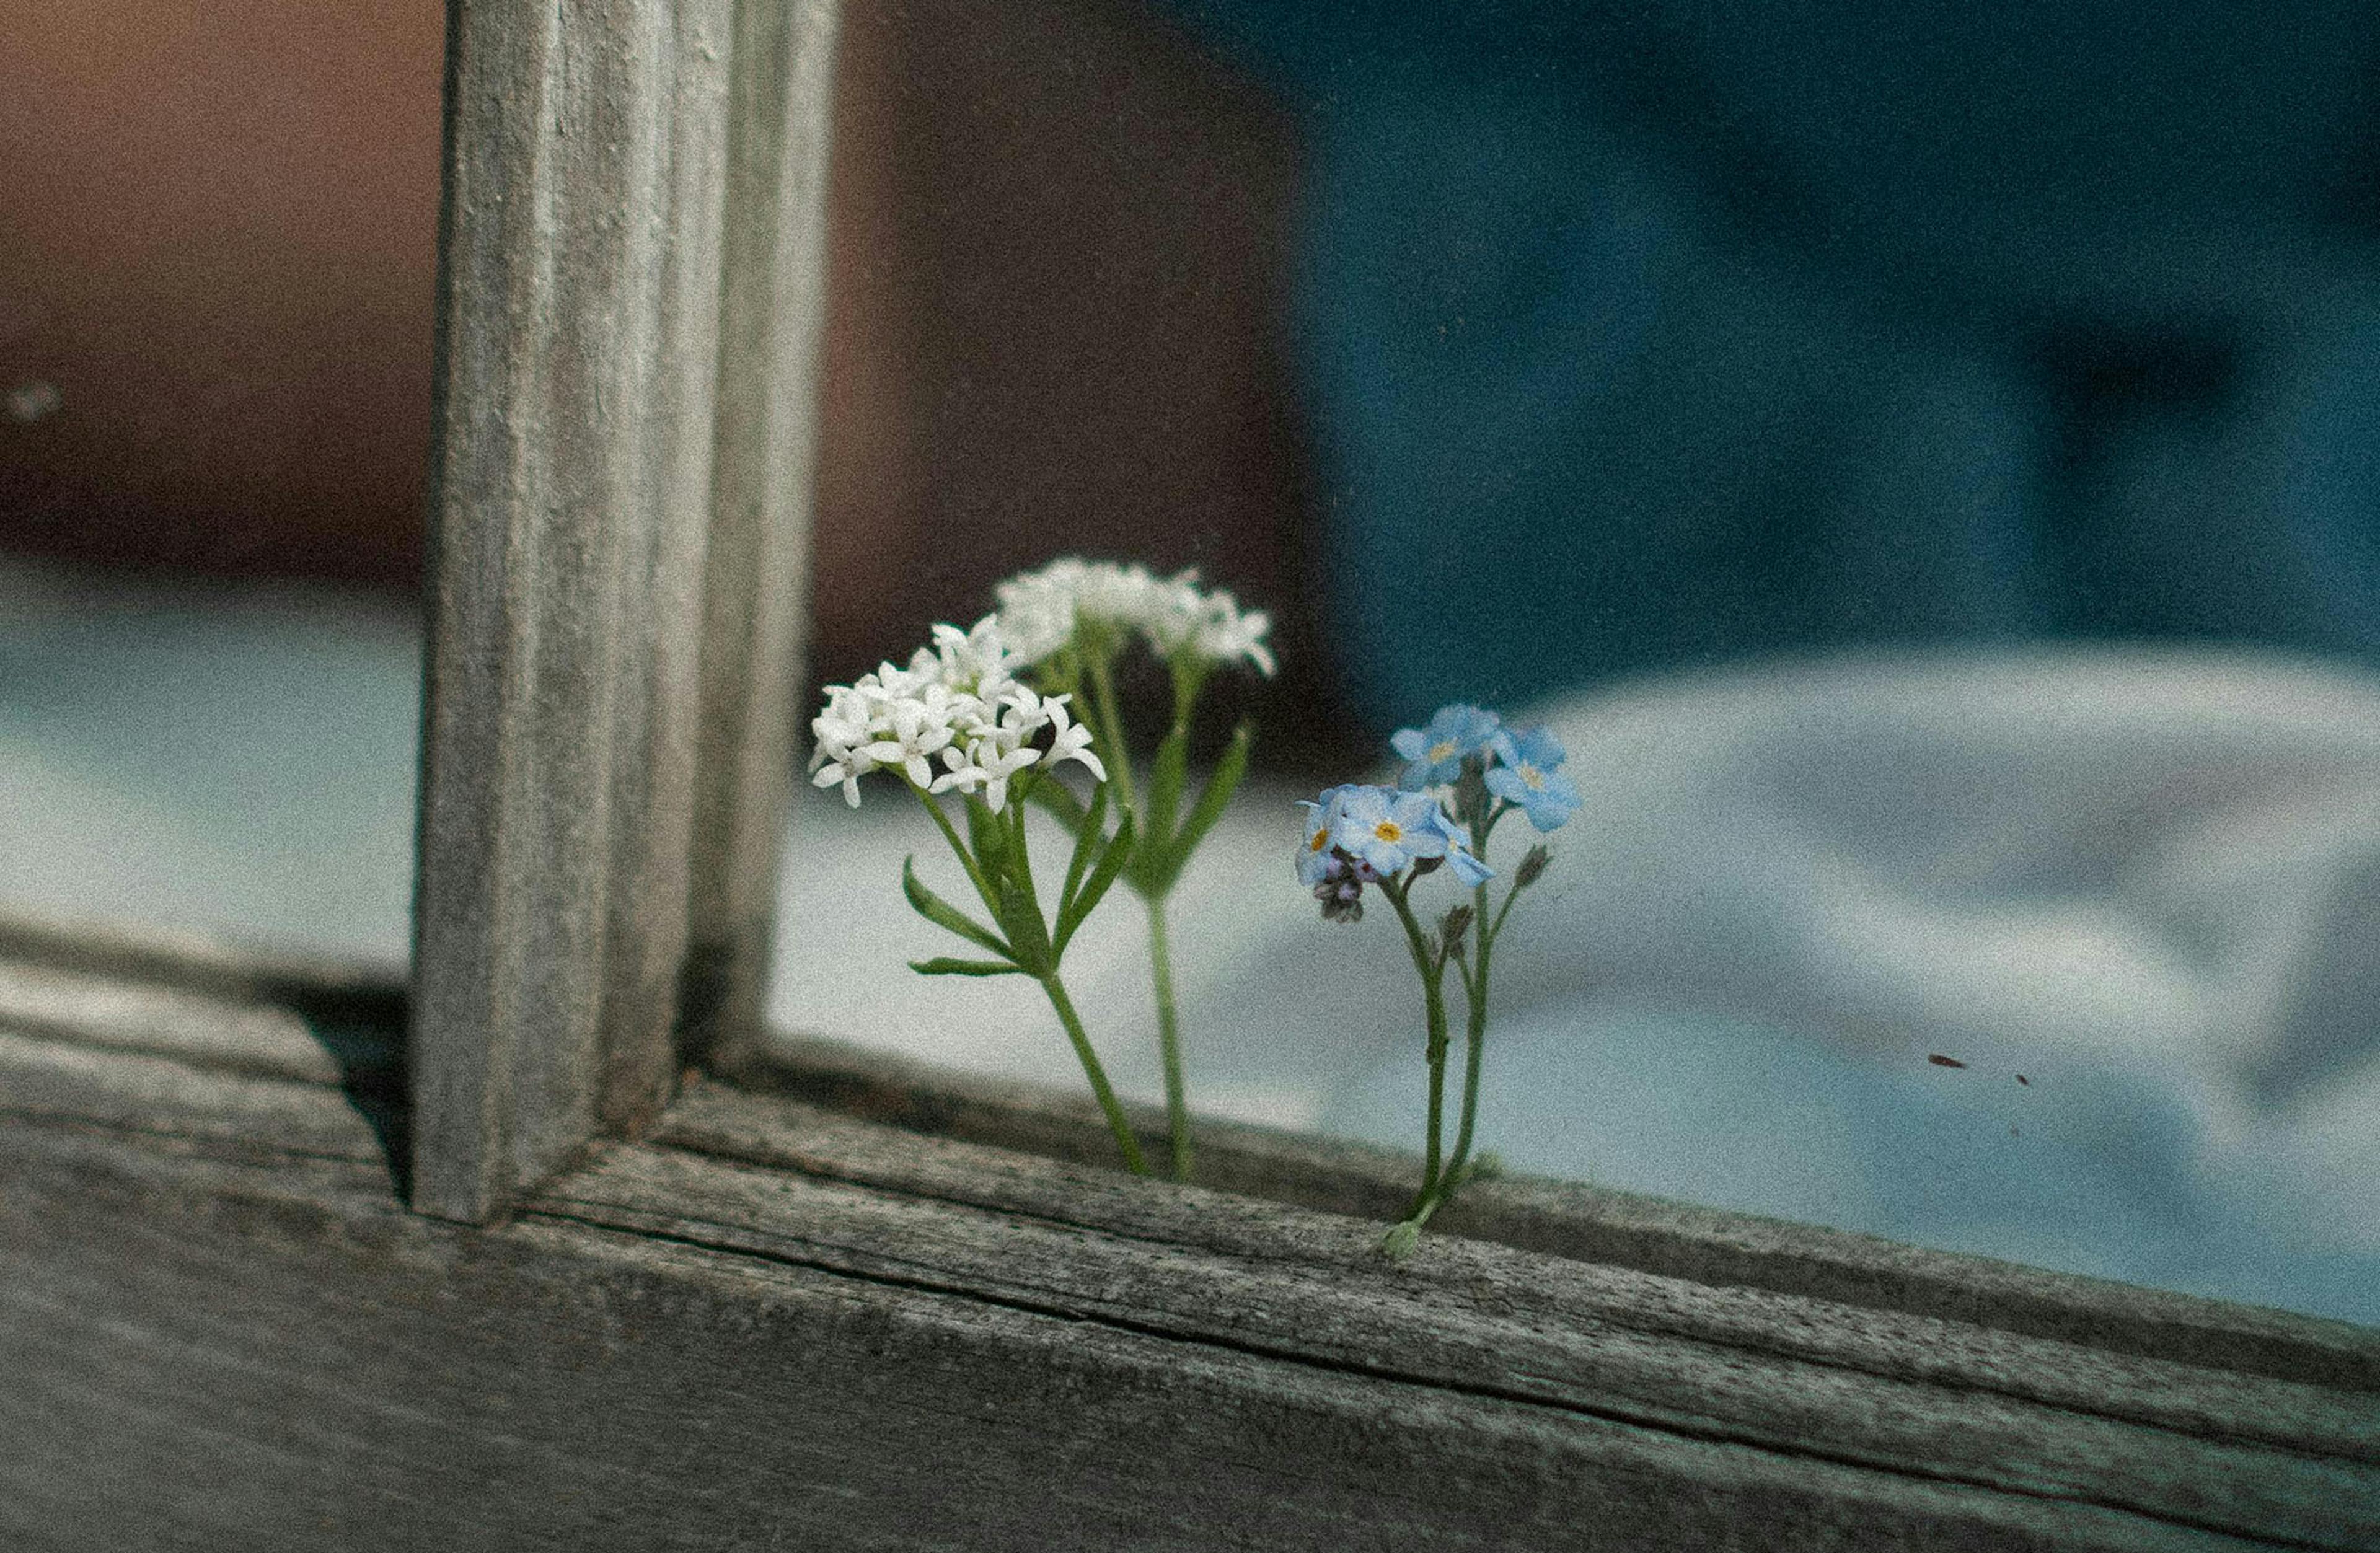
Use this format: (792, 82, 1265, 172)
(810, 617, 1105, 809)
(993, 558, 1276, 677)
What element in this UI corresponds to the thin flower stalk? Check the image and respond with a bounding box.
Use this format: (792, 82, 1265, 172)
(811, 613, 1148, 1174)
(1302, 704, 1573, 1256)
(997, 558, 1272, 1182)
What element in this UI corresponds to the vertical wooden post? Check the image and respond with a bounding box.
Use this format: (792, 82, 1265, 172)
(413, 0, 739, 1222)
(683, 0, 840, 1066)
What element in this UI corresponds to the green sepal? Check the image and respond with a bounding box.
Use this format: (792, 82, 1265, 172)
(901, 856, 1011, 959)
(1055, 814, 1135, 954)
(909, 957, 1024, 978)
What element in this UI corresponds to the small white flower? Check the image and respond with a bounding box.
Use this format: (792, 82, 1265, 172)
(1137, 570, 1210, 657)
(932, 737, 1042, 811)
(992, 558, 1091, 665)
(1078, 560, 1164, 626)
(809, 685, 868, 767)
(925, 614, 1020, 698)
(858, 686, 958, 787)
(1041, 697, 1104, 783)
(989, 557, 1275, 677)
(1192, 591, 1275, 677)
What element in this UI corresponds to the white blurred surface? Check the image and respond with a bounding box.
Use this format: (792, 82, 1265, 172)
(5, 558, 2374, 1324)
(0, 561, 418, 964)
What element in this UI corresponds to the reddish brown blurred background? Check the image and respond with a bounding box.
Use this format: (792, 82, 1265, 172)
(0, 0, 1323, 691)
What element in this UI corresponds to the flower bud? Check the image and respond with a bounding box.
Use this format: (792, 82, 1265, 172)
(1439, 904, 1474, 955)
(1315, 875, 1365, 923)
(1515, 845, 1551, 889)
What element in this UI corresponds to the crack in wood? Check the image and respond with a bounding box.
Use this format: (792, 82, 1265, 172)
(515, 1195, 2347, 1552)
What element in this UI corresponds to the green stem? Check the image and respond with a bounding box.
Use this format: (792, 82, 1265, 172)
(907, 778, 1000, 917)
(1041, 970, 1148, 1176)
(1488, 879, 1523, 943)
(1448, 882, 1493, 1181)
(1084, 651, 1138, 825)
(1382, 1151, 1491, 1255)
(1145, 895, 1192, 1181)
(1383, 880, 1449, 1197)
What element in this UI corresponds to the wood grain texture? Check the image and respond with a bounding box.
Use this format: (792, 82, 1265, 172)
(719, 1029, 2380, 1396)
(683, 0, 840, 1068)
(415, 0, 736, 1220)
(4, 951, 2374, 1551)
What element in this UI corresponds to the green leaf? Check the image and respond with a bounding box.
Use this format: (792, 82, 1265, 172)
(965, 794, 1008, 884)
(1127, 723, 1192, 895)
(1056, 814, 1135, 954)
(1003, 798, 1038, 901)
(1157, 721, 1253, 891)
(1145, 724, 1191, 850)
(1058, 780, 1109, 917)
(995, 876, 1054, 977)
(909, 957, 1023, 977)
(902, 857, 1012, 958)
(1025, 773, 1089, 836)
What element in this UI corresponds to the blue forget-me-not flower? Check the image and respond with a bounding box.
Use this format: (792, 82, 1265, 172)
(1426, 810, 1494, 886)
(1296, 783, 1494, 921)
(1391, 703, 1502, 790)
(1334, 785, 1452, 874)
(1487, 725, 1581, 832)
(1297, 785, 1359, 886)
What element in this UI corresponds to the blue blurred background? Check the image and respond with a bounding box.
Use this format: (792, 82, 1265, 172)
(1159, 0, 2380, 721)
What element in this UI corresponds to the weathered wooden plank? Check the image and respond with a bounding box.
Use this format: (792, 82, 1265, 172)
(653, 1083, 2380, 1470)
(1, 1071, 2327, 1552)
(0, 1029, 390, 1165)
(682, 0, 840, 1067)
(717, 1030, 2380, 1396)
(558, 1138, 2369, 1547)
(416, 0, 737, 1220)
(0, 958, 397, 1091)
(6, 962, 2376, 1551)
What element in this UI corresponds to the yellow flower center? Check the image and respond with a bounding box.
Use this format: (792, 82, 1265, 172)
(1308, 828, 1329, 852)
(1428, 739, 1458, 763)
(1372, 820, 1403, 843)
(1520, 763, 1545, 791)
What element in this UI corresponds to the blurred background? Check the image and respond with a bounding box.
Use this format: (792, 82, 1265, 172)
(11, 0, 2380, 713)
(6, 0, 2379, 1321)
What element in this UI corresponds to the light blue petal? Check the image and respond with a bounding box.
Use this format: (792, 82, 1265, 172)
(1510, 724, 1567, 771)
(1450, 704, 1502, 751)
(1445, 847, 1494, 886)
